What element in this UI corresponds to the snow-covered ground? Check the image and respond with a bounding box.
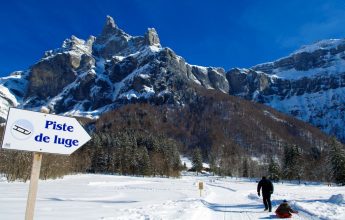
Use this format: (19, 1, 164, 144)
(1, 173, 345, 220)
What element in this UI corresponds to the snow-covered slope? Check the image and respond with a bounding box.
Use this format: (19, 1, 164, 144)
(0, 71, 29, 122)
(1, 173, 344, 219)
(254, 38, 345, 80)
(226, 39, 345, 141)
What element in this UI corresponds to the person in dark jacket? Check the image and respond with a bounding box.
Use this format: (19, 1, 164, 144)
(275, 200, 298, 218)
(257, 176, 274, 212)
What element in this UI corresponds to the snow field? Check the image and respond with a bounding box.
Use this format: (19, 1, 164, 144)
(1, 174, 345, 219)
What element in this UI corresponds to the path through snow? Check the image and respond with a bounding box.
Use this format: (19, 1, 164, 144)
(192, 177, 316, 219)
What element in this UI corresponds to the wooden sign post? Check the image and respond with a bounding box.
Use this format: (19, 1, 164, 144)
(25, 152, 43, 220)
(25, 107, 48, 220)
(1, 107, 91, 220)
(199, 181, 204, 197)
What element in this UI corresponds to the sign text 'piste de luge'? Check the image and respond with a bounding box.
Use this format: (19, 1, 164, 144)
(35, 120, 79, 148)
(1, 108, 91, 155)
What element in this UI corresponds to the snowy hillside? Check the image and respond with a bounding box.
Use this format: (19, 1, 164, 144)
(253, 38, 345, 79)
(1, 173, 344, 219)
(267, 86, 345, 141)
(226, 38, 345, 141)
(0, 71, 28, 122)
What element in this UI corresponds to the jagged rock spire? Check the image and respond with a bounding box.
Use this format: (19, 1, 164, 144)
(106, 15, 116, 28)
(86, 35, 96, 47)
(101, 15, 118, 36)
(145, 28, 160, 46)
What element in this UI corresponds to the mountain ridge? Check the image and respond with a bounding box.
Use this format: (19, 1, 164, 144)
(0, 16, 344, 142)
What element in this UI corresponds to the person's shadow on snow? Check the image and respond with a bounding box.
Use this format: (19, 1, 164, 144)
(201, 200, 263, 213)
(259, 214, 279, 219)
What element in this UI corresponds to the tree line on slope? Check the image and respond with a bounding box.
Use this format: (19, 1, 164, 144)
(86, 130, 181, 177)
(270, 139, 345, 185)
(0, 126, 182, 181)
(190, 139, 345, 185)
(1, 90, 345, 184)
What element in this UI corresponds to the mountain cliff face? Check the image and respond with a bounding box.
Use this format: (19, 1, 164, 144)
(227, 39, 345, 142)
(0, 16, 228, 121)
(0, 16, 343, 143)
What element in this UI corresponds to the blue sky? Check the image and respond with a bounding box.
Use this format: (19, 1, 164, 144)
(1, 0, 345, 75)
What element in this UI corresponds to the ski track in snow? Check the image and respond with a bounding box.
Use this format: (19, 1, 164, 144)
(1, 174, 344, 219)
(193, 179, 316, 220)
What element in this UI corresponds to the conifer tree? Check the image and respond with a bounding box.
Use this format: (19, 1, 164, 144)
(328, 138, 345, 185)
(130, 144, 139, 175)
(208, 153, 217, 175)
(138, 147, 151, 176)
(171, 145, 182, 176)
(283, 144, 302, 181)
(192, 147, 203, 175)
(242, 158, 249, 178)
(268, 157, 280, 182)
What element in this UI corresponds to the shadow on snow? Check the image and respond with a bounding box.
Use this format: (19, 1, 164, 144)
(46, 197, 138, 204)
(206, 183, 236, 192)
(201, 200, 263, 213)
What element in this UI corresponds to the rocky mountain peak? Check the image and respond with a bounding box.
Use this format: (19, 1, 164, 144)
(145, 28, 160, 46)
(42, 35, 94, 59)
(253, 38, 345, 77)
(95, 16, 129, 43)
(294, 38, 345, 54)
(61, 35, 93, 54)
(93, 16, 138, 59)
(102, 15, 118, 35)
(86, 35, 96, 47)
